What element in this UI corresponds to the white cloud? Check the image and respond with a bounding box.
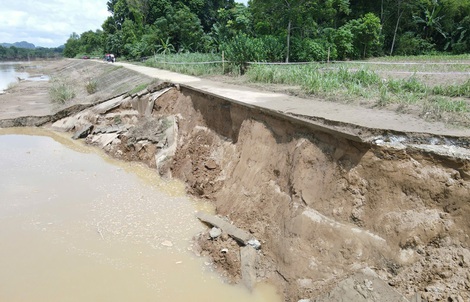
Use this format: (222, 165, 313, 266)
(0, 0, 109, 47)
(0, 0, 250, 48)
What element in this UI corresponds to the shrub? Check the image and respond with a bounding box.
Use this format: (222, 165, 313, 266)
(49, 77, 75, 104)
(258, 35, 285, 62)
(85, 78, 98, 94)
(221, 34, 265, 74)
(291, 38, 330, 62)
(334, 26, 355, 60)
(395, 32, 435, 56)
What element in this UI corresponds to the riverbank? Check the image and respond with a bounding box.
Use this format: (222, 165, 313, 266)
(0, 127, 282, 302)
(1, 59, 469, 302)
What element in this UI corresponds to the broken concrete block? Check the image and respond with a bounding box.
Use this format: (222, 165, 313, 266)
(196, 212, 260, 248)
(241, 246, 257, 291)
(247, 239, 261, 250)
(72, 123, 93, 140)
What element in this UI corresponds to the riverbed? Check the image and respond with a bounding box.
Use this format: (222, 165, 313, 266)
(0, 128, 280, 302)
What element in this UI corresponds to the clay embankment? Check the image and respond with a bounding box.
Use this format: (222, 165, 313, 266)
(1, 60, 470, 302)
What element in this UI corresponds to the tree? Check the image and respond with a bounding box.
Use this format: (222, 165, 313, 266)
(104, 32, 124, 56)
(156, 37, 176, 54)
(79, 30, 104, 54)
(168, 5, 205, 52)
(345, 13, 382, 58)
(64, 0, 469, 60)
(63, 32, 81, 58)
(211, 3, 252, 49)
(251, 0, 351, 62)
(388, 0, 412, 55)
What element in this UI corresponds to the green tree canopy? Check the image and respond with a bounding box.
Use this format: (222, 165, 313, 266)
(63, 0, 470, 60)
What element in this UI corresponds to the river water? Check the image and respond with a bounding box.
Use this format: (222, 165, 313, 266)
(0, 128, 280, 302)
(0, 62, 48, 93)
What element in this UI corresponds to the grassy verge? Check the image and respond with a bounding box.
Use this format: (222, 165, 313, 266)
(141, 53, 470, 126)
(245, 64, 469, 125)
(367, 54, 470, 62)
(144, 53, 236, 76)
(335, 62, 470, 73)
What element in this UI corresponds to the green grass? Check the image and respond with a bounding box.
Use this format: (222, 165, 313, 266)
(245, 64, 470, 117)
(432, 80, 470, 98)
(144, 53, 236, 76)
(367, 54, 470, 62)
(427, 97, 468, 113)
(331, 62, 470, 73)
(129, 83, 149, 95)
(49, 77, 75, 104)
(246, 65, 383, 97)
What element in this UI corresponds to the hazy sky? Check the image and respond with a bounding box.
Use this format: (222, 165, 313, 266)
(0, 0, 249, 48)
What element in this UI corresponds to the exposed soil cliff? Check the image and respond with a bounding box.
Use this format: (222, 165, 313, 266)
(158, 87, 470, 302)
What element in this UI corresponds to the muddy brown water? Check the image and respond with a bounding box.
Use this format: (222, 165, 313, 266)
(0, 128, 280, 302)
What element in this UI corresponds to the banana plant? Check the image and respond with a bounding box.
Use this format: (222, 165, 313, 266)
(156, 37, 175, 55)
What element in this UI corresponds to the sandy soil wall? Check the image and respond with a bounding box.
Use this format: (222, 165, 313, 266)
(150, 86, 470, 301)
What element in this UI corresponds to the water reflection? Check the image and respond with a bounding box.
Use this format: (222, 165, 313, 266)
(0, 128, 280, 302)
(0, 62, 49, 93)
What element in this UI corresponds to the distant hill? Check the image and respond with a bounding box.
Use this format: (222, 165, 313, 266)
(1, 41, 36, 49)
